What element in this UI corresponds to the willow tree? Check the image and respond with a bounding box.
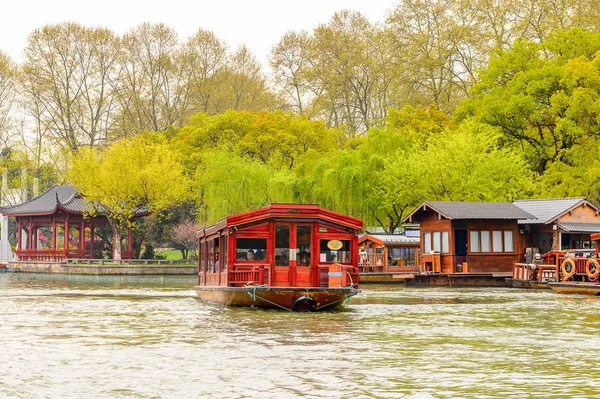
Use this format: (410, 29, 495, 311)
(68, 133, 191, 259)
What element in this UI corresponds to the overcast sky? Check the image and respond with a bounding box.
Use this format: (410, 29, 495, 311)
(0, 0, 395, 66)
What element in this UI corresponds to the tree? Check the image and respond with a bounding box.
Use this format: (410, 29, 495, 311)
(21, 23, 121, 151)
(455, 29, 600, 174)
(179, 28, 229, 116)
(170, 220, 198, 259)
(68, 133, 191, 259)
(116, 23, 186, 136)
(0, 51, 16, 146)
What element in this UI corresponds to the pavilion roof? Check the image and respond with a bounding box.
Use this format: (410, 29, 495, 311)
(0, 185, 147, 217)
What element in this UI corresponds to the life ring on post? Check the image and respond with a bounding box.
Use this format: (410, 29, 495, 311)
(585, 258, 600, 279)
(291, 295, 317, 312)
(561, 258, 576, 280)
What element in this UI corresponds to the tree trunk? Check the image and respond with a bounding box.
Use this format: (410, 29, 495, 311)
(112, 227, 122, 260)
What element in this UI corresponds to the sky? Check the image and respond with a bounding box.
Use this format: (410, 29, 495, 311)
(0, 0, 395, 67)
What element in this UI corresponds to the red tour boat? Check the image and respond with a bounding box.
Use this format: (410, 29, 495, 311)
(195, 204, 362, 311)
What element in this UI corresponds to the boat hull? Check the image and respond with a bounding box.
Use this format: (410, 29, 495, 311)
(548, 282, 600, 295)
(193, 286, 360, 311)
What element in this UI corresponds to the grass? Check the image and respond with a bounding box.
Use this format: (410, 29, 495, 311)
(155, 249, 184, 260)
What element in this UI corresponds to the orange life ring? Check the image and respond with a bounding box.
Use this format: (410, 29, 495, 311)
(561, 258, 576, 280)
(585, 258, 600, 279)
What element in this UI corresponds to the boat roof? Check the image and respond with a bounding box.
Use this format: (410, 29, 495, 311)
(198, 204, 363, 236)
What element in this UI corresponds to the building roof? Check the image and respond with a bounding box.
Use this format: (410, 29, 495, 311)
(513, 197, 598, 224)
(556, 222, 600, 233)
(404, 201, 535, 223)
(360, 233, 419, 245)
(0, 185, 147, 217)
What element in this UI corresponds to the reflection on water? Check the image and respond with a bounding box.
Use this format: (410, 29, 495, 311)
(1, 275, 600, 398)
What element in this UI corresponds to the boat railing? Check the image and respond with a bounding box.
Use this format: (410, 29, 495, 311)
(228, 264, 269, 286)
(557, 256, 593, 282)
(513, 262, 557, 282)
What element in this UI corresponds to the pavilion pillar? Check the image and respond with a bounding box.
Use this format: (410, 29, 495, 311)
(17, 219, 22, 251)
(90, 224, 95, 259)
(80, 220, 85, 259)
(51, 216, 56, 251)
(64, 217, 69, 257)
(27, 222, 33, 250)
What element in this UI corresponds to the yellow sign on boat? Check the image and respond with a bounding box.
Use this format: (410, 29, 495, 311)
(327, 240, 343, 250)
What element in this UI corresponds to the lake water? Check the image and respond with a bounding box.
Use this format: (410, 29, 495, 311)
(1, 274, 599, 398)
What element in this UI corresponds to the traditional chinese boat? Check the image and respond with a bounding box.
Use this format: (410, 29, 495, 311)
(194, 204, 362, 311)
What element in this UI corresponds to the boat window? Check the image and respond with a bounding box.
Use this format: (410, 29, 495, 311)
(319, 239, 351, 263)
(296, 225, 311, 267)
(200, 240, 205, 272)
(208, 239, 215, 272)
(275, 225, 290, 266)
(236, 238, 267, 261)
(221, 235, 227, 270)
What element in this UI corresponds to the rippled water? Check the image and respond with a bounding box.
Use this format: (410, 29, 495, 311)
(1, 274, 600, 398)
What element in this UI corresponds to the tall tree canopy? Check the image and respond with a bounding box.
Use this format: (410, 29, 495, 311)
(68, 133, 191, 258)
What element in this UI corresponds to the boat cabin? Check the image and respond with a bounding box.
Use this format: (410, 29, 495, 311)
(197, 204, 363, 288)
(358, 233, 419, 273)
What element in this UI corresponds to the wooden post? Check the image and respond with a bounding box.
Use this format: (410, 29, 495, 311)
(80, 220, 85, 259)
(27, 222, 33, 250)
(90, 224, 95, 259)
(51, 217, 57, 251)
(64, 217, 69, 258)
(17, 219, 22, 251)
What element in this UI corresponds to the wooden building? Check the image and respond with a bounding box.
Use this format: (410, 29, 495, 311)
(513, 198, 600, 253)
(358, 233, 419, 273)
(0, 185, 145, 261)
(404, 201, 534, 274)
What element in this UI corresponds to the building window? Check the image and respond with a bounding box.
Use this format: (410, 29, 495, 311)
(493, 231, 503, 253)
(441, 232, 449, 253)
(423, 233, 431, 253)
(504, 230, 514, 252)
(481, 231, 491, 252)
(433, 232, 441, 252)
(470, 230, 515, 253)
(470, 231, 480, 252)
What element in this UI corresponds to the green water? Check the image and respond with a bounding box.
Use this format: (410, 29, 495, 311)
(1, 274, 599, 398)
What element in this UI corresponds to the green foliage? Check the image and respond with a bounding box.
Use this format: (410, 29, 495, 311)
(456, 29, 600, 175)
(68, 133, 192, 257)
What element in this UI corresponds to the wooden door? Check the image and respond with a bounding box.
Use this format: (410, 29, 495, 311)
(295, 225, 312, 287)
(272, 224, 292, 286)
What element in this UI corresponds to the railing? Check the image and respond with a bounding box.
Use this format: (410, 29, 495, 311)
(15, 249, 67, 262)
(513, 263, 557, 282)
(557, 256, 591, 282)
(359, 254, 416, 273)
(228, 269, 260, 286)
(65, 258, 196, 266)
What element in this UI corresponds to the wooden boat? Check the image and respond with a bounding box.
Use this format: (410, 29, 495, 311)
(194, 204, 362, 311)
(548, 282, 600, 295)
